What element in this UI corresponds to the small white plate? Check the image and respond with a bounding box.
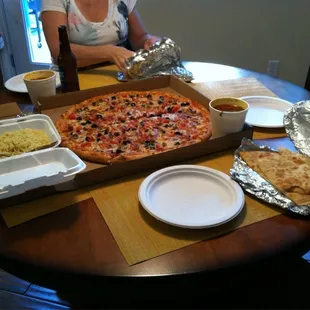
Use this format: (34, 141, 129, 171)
(5, 71, 61, 93)
(138, 165, 244, 229)
(240, 95, 293, 128)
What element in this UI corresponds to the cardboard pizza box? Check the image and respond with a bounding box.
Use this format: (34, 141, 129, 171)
(0, 76, 253, 206)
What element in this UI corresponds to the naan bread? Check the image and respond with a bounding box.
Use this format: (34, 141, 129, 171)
(240, 149, 310, 206)
(239, 151, 280, 176)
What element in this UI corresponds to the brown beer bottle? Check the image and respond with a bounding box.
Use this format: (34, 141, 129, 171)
(57, 25, 80, 93)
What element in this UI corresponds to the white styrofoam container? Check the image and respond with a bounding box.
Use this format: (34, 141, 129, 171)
(0, 147, 86, 200)
(0, 114, 61, 150)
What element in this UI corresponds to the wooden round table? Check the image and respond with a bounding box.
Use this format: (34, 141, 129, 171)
(1, 62, 310, 278)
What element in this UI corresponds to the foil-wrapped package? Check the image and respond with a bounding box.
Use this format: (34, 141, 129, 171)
(284, 100, 310, 157)
(118, 38, 193, 82)
(230, 138, 310, 216)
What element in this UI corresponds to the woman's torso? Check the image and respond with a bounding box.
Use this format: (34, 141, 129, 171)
(43, 0, 136, 47)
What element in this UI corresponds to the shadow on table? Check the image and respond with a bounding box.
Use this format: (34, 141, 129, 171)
(1, 244, 310, 309)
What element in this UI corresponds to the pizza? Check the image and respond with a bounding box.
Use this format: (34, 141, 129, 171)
(240, 148, 310, 206)
(55, 91, 212, 164)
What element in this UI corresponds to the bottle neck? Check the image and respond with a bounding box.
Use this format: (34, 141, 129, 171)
(58, 27, 71, 54)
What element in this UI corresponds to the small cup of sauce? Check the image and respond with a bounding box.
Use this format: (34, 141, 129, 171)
(209, 97, 249, 138)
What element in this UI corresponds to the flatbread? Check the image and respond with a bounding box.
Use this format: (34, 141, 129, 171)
(240, 149, 310, 206)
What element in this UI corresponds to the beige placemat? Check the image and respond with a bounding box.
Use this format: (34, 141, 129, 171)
(0, 189, 91, 227)
(192, 77, 277, 100)
(90, 150, 284, 266)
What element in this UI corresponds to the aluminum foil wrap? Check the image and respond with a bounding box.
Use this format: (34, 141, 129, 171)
(284, 100, 310, 157)
(230, 138, 310, 216)
(119, 38, 193, 82)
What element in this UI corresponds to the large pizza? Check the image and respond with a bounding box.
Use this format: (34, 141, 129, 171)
(55, 91, 212, 164)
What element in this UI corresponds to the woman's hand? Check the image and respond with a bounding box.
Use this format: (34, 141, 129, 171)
(108, 46, 135, 72)
(144, 36, 162, 50)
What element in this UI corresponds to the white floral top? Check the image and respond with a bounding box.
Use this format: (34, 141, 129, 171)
(41, 0, 137, 47)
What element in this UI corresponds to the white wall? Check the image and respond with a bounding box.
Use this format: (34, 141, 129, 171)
(137, 0, 310, 87)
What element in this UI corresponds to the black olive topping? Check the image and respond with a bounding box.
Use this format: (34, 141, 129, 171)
(122, 140, 131, 145)
(144, 140, 155, 149)
(96, 138, 101, 142)
(175, 131, 182, 135)
(140, 121, 145, 127)
(149, 114, 154, 117)
(114, 132, 120, 136)
(104, 129, 109, 135)
(85, 137, 90, 142)
(121, 120, 125, 123)
(174, 141, 180, 146)
(86, 120, 92, 124)
(130, 94, 135, 98)
(97, 114, 102, 119)
(164, 124, 169, 128)
(167, 107, 172, 113)
(91, 123, 98, 128)
(81, 122, 87, 125)
(127, 112, 131, 115)
(76, 108, 82, 112)
(147, 94, 152, 99)
(116, 149, 122, 154)
(181, 102, 190, 107)
(130, 116, 135, 120)
(97, 133, 102, 137)
(92, 102, 97, 106)
(111, 96, 116, 100)
(76, 116, 82, 121)
(131, 102, 136, 107)
(72, 134, 78, 139)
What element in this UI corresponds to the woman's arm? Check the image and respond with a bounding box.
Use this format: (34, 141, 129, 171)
(128, 8, 162, 50)
(41, 11, 133, 70)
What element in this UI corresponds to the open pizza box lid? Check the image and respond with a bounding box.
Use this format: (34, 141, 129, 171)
(0, 114, 86, 199)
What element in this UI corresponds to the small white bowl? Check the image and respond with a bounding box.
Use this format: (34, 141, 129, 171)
(209, 97, 249, 138)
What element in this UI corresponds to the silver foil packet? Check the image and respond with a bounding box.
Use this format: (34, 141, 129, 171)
(284, 100, 310, 157)
(230, 138, 310, 216)
(118, 38, 193, 82)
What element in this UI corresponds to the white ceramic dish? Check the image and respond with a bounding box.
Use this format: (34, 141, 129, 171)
(0, 114, 61, 150)
(240, 95, 293, 128)
(5, 71, 61, 93)
(138, 165, 244, 229)
(0, 148, 86, 200)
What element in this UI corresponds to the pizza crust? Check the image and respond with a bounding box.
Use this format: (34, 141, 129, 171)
(70, 148, 113, 164)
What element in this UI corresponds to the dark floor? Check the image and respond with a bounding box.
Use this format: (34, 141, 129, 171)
(1, 246, 310, 310)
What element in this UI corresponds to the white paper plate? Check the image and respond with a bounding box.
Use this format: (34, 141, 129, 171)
(5, 71, 61, 93)
(240, 95, 293, 128)
(138, 165, 244, 229)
